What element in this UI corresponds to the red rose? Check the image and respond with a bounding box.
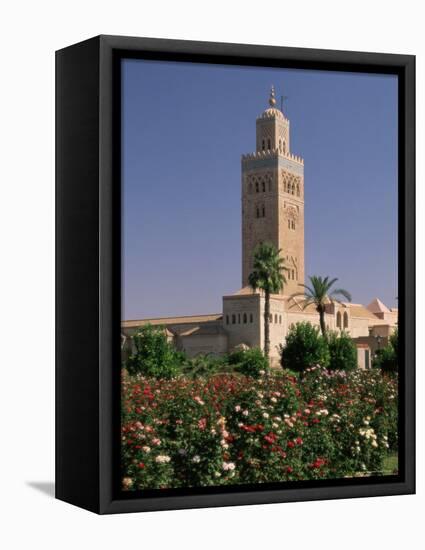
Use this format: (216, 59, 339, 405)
(138, 462, 145, 469)
(311, 457, 326, 469)
(264, 433, 277, 444)
(287, 440, 295, 448)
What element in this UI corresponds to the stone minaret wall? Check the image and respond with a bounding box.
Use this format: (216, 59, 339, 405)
(277, 168, 305, 295)
(241, 87, 305, 295)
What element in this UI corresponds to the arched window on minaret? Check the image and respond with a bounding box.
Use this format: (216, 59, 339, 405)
(243, 313, 247, 324)
(279, 139, 282, 152)
(255, 181, 259, 193)
(262, 180, 266, 192)
(262, 205, 265, 217)
(248, 182, 253, 194)
(283, 141, 286, 154)
(343, 312, 349, 329)
(297, 183, 300, 197)
(267, 138, 271, 150)
(262, 140, 265, 151)
(336, 311, 342, 329)
(256, 206, 260, 218)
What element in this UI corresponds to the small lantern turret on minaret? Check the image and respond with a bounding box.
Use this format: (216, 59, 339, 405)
(255, 85, 290, 154)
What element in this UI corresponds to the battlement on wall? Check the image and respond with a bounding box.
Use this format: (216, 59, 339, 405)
(242, 149, 304, 165)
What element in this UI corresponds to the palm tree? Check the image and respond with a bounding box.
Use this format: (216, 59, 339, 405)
(248, 242, 287, 360)
(291, 275, 352, 339)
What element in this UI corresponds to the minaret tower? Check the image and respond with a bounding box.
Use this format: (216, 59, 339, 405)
(241, 86, 305, 295)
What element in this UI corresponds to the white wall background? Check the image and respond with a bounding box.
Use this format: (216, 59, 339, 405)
(0, 1, 422, 548)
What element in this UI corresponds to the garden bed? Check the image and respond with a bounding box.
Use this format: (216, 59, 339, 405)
(121, 367, 398, 491)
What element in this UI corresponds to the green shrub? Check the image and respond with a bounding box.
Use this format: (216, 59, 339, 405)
(372, 329, 398, 373)
(390, 328, 398, 357)
(125, 324, 184, 379)
(181, 354, 227, 378)
(373, 346, 397, 373)
(279, 322, 329, 373)
(327, 331, 358, 371)
(228, 347, 268, 378)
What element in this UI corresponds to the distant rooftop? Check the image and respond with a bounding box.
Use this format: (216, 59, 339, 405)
(122, 313, 222, 329)
(366, 298, 391, 314)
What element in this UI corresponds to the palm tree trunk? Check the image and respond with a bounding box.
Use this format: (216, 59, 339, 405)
(318, 306, 327, 339)
(264, 289, 271, 360)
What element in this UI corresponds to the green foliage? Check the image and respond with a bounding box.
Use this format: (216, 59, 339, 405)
(280, 322, 330, 373)
(372, 329, 398, 373)
(327, 331, 358, 371)
(248, 242, 287, 295)
(389, 328, 399, 365)
(125, 324, 184, 379)
(228, 347, 269, 378)
(373, 347, 397, 373)
(290, 275, 351, 337)
(181, 354, 228, 378)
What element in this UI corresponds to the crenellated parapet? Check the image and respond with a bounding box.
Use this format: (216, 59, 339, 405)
(242, 149, 304, 165)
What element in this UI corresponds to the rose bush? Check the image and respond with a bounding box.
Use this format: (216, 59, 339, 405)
(121, 367, 398, 490)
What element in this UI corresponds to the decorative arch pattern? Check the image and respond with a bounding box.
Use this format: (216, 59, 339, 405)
(281, 170, 302, 197)
(246, 173, 273, 194)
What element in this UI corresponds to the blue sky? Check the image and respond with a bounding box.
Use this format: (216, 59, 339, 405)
(122, 59, 398, 320)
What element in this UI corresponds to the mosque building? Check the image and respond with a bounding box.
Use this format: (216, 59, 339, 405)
(122, 88, 397, 368)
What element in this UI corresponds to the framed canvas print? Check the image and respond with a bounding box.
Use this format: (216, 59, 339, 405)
(56, 35, 415, 514)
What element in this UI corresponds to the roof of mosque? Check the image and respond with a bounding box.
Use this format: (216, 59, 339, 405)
(122, 313, 222, 329)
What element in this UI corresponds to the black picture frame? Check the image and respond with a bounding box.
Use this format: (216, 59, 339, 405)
(56, 35, 415, 514)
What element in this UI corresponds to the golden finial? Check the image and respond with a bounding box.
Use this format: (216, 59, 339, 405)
(269, 85, 276, 107)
